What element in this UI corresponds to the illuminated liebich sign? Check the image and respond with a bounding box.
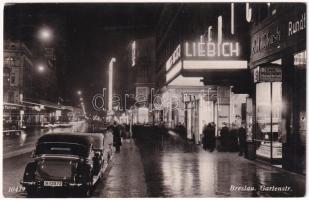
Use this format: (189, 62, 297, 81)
(185, 41, 240, 58)
(165, 36, 246, 84)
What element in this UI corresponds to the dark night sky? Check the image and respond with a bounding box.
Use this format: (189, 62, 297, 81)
(4, 3, 163, 109)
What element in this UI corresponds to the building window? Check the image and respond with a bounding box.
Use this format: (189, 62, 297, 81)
(10, 72, 16, 85)
(4, 57, 15, 66)
(8, 91, 14, 102)
(294, 51, 306, 67)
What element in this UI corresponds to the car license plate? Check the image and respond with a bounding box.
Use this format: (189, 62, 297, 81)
(44, 181, 62, 187)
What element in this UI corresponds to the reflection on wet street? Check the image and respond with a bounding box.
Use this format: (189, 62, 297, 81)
(135, 128, 305, 197)
(3, 124, 306, 197)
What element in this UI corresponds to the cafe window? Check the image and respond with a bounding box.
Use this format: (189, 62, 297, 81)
(4, 57, 15, 66)
(255, 81, 282, 160)
(10, 72, 16, 85)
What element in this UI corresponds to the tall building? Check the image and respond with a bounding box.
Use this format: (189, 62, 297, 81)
(3, 40, 63, 129)
(125, 37, 156, 124)
(3, 40, 34, 104)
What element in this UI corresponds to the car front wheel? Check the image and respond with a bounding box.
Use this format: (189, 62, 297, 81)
(25, 186, 37, 197)
(77, 186, 92, 197)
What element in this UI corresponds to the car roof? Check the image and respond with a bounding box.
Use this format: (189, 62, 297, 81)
(37, 133, 104, 149)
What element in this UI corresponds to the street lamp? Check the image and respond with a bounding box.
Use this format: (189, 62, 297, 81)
(77, 90, 82, 95)
(38, 26, 53, 43)
(108, 58, 116, 112)
(81, 102, 86, 116)
(37, 64, 45, 72)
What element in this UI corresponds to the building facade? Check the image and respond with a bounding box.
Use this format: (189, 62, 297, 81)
(249, 3, 306, 173)
(154, 2, 306, 174)
(3, 40, 63, 130)
(155, 3, 251, 144)
(125, 37, 156, 124)
(3, 41, 33, 104)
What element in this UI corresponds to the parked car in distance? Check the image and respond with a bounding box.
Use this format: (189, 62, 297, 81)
(21, 132, 109, 197)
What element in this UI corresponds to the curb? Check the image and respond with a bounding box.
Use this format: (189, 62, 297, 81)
(3, 147, 34, 160)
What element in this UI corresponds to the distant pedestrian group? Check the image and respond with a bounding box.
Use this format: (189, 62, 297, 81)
(220, 123, 247, 155)
(202, 122, 216, 152)
(202, 122, 247, 156)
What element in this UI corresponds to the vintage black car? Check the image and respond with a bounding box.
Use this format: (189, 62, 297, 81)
(21, 132, 109, 196)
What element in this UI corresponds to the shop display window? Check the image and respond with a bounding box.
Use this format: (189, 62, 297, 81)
(256, 81, 282, 159)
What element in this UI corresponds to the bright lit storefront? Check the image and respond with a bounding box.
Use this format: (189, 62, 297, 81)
(253, 65, 283, 163)
(161, 31, 250, 144)
(250, 5, 306, 172)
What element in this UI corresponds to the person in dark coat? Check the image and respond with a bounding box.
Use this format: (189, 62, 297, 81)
(209, 122, 216, 152)
(112, 121, 122, 152)
(203, 123, 214, 151)
(202, 123, 208, 150)
(220, 123, 229, 151)
(238, 124, 247, 156)
(229, 123, 239, 152)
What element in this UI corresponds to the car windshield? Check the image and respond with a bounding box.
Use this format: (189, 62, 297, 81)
(35, 142, 89, 157)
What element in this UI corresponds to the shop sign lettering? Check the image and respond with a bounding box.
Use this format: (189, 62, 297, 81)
(254, 66, 282, 83)
(251, 24, 281, 56)
(166, 44, 181, 71)
(185, 41, 239, 58)
(288, 13, 306, 37)
(4, 105, 19, 110)
(251, 10, 306, 64)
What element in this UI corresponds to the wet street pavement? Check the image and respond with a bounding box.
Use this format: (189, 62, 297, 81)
(2, 125, 306, 197)
(93, 139, 147, 197)
(133, 128, 306, 197)
(139, 146, 305, 197)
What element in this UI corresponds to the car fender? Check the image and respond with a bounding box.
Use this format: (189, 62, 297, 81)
(23, 162, 37, 182)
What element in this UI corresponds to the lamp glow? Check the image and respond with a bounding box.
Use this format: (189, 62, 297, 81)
(108, 58, 116, 111)
(231, 3, 235, 35)
(37, 65, 45, 72)
(218, 16, 223, 44)
(208, 26, 213, 42)
(38, 27, 53, 43)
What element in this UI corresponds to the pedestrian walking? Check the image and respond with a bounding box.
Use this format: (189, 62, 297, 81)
(112, 121, 122, 153)
(202, 123, 208, 150)
(220, 123, 229, 151)
(229, 123, 239, 152)
(209, 122, 216, 152)
(238, 123, 247, 156)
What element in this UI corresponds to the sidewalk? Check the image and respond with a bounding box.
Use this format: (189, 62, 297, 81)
(101, 139, 148, 197)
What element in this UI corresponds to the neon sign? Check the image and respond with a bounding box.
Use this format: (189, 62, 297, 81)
(166, 44, 181, 71)
(132, 41, 136, 67)
(185, 41, 240, 57)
